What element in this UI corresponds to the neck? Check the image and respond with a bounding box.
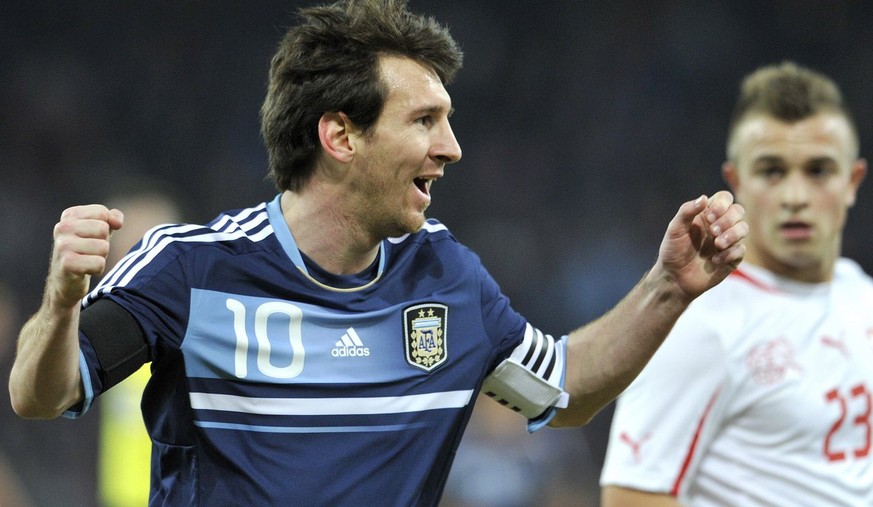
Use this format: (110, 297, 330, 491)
(743, 249, 837, 284)
(280, 190, 381, 275)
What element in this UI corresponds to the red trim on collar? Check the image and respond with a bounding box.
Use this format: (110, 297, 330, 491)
(729, 268, 778, 293)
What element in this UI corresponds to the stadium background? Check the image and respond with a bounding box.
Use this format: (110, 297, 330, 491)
(2, 1, 872, 506)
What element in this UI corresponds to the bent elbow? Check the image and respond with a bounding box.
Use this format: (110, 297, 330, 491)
(11, 401, 69, 420)
(8, 380, 73, 420)
(9, 392, 66, 420)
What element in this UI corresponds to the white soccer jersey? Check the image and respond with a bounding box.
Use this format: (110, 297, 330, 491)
(601, 259, 873, 506)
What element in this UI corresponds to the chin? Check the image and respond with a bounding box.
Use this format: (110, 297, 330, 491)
(405, 211, 428, 232)
(404, 220, 426, 235)
(775, 253, 827, 272)
(385, 216, 425, 238)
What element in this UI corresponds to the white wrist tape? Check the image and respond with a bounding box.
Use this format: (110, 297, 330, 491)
(482, 358, 569, 419)
(481, 324, 569, 420)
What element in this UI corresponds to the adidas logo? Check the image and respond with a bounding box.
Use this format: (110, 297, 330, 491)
(331, 327, 371, 357)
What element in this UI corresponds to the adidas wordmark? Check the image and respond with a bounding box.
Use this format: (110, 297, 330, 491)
(332, 327, 371, 357)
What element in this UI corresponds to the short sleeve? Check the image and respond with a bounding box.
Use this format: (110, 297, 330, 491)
(600, 308, 727, 497)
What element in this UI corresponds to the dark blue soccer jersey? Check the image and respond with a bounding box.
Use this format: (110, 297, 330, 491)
(69, 194, 566, 506)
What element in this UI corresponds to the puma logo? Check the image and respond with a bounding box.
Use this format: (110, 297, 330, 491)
(620, 431, 651, 464)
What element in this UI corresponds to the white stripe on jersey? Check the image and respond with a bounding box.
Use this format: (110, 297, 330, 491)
(481, 323, 567, 419)
(209, 203, 268, 233)
(189, 390, 474, 416)
(86, 203, 273, 305)
(193, 421, 431, 434)
(100, 223, 201, 288)
(386, 221, 448, 244)
(510, 324, 561, 384)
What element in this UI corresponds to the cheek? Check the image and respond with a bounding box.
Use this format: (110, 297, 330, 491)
(740, 190, 774, 216)
(838, 186, 857, 208)
(738, 193, 775, 234)
(826, 198, 849, 229)
(815, 188, 843, 212)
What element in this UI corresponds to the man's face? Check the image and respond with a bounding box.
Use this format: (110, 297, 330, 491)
(349, 55, 462, 239)
(724, 113, 866, 282)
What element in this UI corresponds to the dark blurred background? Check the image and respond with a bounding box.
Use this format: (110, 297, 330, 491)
(2, 1, 872, 506)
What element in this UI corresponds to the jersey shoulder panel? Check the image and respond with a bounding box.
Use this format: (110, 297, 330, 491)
(834, 257, 873, 292)
(386, 219, 475, 267)
(86, 201, 278, 302)
(602, 274, 745, 492)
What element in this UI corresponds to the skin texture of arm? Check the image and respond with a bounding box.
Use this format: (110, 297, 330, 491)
(602, 485, 684, 507)
(9, 205, 124, 419)
(550, 191, 746, 427)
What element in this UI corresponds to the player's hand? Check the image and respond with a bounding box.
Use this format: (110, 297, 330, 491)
(656, 190, 747, 301)
(47, 205, 124, 309)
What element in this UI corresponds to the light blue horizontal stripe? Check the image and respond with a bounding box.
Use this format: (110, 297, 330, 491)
(189, 389, 474, 415)
(194, 420, 430, 433)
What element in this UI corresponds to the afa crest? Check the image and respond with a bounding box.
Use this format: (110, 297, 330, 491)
(403, 303, 448, 372)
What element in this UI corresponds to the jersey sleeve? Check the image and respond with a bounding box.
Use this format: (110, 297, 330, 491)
(61, 335, 101, 418)
(600, 301, 728, 497)
(476, 259, 568, 432)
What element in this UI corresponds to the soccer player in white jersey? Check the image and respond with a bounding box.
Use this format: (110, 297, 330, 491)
(8, 1, 746, 505)
(600, 61, 873, 506)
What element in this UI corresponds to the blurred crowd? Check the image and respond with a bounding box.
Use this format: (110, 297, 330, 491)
(2, 1, 873, 506)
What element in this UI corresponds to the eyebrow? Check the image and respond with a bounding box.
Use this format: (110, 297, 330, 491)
(752, 155, 837, 165)
(804, 156, 838, 166)
(751, 155, 784, 165)
(412, 105, 455, 117)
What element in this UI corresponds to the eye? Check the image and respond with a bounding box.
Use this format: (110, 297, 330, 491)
(807, 164, 835, 179)
(415, 115, 434, 127)
(755, 165, 785, 181)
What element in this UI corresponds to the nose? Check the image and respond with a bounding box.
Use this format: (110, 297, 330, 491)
(432, 121, 462, 164)
(780, 171, 809, 211)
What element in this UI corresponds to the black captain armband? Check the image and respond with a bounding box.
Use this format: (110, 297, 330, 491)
(79, 299, 150, 391)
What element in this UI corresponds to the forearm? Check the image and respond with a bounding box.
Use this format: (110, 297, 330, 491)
(543, 192, 745, 427)
(551, 265, 691, 426)
(9, 302, 84, 419)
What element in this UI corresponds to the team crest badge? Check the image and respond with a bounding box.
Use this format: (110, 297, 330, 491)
(403, 303, 448, 372)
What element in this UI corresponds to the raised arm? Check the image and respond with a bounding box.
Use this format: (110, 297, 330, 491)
(9, 205, 123, 419)
(551, 191, 746, 426)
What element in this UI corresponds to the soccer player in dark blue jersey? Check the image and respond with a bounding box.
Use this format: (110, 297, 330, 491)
(9, 1, 748, 505)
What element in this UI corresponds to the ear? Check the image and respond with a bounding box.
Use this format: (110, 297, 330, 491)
(722, 161, 740, 192)
(318, 112, 357, 164)
(846, 158, 868, 208)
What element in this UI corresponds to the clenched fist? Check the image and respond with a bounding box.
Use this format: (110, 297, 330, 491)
(47, 205, 124, 309)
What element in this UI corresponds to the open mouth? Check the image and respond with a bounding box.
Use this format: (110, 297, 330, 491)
(414, 177, 431, 196)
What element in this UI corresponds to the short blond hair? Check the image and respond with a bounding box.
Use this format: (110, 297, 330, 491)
(726, 61, 858, 161)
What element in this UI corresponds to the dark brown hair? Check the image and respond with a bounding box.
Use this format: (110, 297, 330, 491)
(260, 0, 463, 191)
